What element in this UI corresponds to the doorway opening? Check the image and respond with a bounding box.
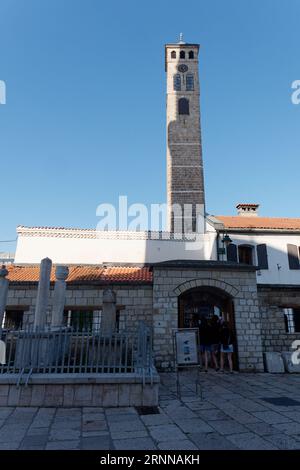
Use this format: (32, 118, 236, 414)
(178, 286, 239, 370)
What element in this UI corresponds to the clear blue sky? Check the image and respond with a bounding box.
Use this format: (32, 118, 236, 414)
(1, 0, 300, 250)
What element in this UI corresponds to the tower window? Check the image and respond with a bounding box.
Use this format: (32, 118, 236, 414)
(180, 50, 185, 59)
(173, 74, 181, 91)
(178, 98, 189, 115)
(171, 50, 176, 59)
(186, 74, 194, 91)
(189, 50, 194, 59)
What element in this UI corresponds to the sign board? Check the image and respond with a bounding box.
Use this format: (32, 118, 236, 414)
(173, 328, 199, 366)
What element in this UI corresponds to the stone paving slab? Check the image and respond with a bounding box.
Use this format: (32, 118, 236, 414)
(158, 439, 198, 450)
(0, 372, 300, 450)
(113, 438, 157, 450)
(253, 410, 292, 424)
(226, 432, 277, 450)
(188, 432, 239, 450)
(208, 419, 249, 435)
(148, 424, 187, 442)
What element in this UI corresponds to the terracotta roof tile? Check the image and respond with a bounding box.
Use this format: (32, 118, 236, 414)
(6, 265, 152, 284)
(216, 216, 300, 231)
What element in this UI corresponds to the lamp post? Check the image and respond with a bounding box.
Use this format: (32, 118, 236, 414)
(221, 233, 232, 261)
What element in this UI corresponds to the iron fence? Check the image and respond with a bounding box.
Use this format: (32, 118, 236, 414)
(0, 322, 153, 379)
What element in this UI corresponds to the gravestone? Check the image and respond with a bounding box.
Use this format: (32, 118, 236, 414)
(0, 265, 9, 334)
(51, 266, 69, 327)
(101, 289, 116, 335)
(34, 257, 52, 329)
(263, 352, 285, 373)
(281, 351, 300, 373)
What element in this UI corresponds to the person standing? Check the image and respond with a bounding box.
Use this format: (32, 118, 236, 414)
(220, 321, 234, 373)
(210, 315, 220, 371)
(199, 316, 212, 372)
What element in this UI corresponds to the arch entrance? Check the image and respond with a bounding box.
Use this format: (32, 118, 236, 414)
(178, 286, 239, 369)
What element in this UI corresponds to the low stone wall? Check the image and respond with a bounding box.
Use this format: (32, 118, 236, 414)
(0, 373, 160, 407)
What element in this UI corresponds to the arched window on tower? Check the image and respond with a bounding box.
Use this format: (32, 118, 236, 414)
(171, 50, 176, 59)
(188, 50, 194, 59)
(178, 98, 189, 115)
(173, 74, 181, 91)
(180, 50, 185, 59)
(186, 74, 194, 91)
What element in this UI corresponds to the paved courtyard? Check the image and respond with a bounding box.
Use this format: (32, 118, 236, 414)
(1, 371, 300, 450)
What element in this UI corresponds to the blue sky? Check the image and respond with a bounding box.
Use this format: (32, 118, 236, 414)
(0, 0, 300, 251)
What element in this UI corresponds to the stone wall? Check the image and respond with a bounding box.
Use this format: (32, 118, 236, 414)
(0, 374, 159, 407)
(152, 262, 264, 372)
(258, 286, 300, 352)
(6, 284, 153, 334)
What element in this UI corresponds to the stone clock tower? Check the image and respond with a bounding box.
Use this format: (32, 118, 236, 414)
(165, 35, 205, 234)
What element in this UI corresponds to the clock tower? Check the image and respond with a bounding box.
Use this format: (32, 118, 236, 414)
(165, 35, 205, 234)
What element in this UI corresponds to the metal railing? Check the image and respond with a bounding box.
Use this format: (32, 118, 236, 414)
(0, 322, 153, 379)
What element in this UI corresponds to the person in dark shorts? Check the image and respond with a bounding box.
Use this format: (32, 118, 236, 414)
(198, 316, 212, 372)
(210, 314, 221, 371)
(220, 321, 234, 373)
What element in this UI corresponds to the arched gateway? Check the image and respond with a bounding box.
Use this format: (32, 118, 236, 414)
(177, 284, 239, 369)
(152, 260, 265, 373)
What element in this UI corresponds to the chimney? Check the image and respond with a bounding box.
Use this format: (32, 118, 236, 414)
(236, 203, 259, 217)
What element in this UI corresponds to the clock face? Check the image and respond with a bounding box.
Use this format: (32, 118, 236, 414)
(177, 64, 188, 73)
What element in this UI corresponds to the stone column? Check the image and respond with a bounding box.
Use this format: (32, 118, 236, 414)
(34, 257, 52, 329)
(101, 289, 116, 335)
(51, 266, 69, 328)
(0, 266, 9, 335)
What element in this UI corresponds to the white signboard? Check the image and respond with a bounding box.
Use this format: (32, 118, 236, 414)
(174, 329, 199, 366)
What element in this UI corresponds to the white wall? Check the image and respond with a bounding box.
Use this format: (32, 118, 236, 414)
(14, 232, 217, 265)
(14, 225, 300, 286)
(228, 233, 300, 285)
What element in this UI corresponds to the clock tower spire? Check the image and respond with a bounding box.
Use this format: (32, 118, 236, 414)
(165, 38, 205, 234)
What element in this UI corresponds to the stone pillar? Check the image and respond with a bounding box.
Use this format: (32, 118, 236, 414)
(0, 266, 9, 335)
(34, 257, 52, 329)
(101, 289, 116, 335)
(51, 266, 69, 328)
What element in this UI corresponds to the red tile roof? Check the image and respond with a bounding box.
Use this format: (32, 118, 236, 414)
(7, 265, 152, 284)
(216, 216, 300, 231)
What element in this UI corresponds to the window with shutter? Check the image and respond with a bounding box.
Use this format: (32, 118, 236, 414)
(294, 308, 300, 332)
(283, 308, 300, 333)
(287, 244, 300, 270)
(257, 244, 269, 270)
(226, 243, 238, 262)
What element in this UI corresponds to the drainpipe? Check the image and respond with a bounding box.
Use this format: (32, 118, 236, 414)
(216, 231, 220, 261)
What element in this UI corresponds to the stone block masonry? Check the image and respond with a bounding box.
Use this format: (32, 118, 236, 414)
(6, 284, 153, 334)
(258, 286, 300, 353)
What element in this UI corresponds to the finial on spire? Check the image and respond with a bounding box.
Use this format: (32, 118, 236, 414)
(178, 33, 185, 44)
